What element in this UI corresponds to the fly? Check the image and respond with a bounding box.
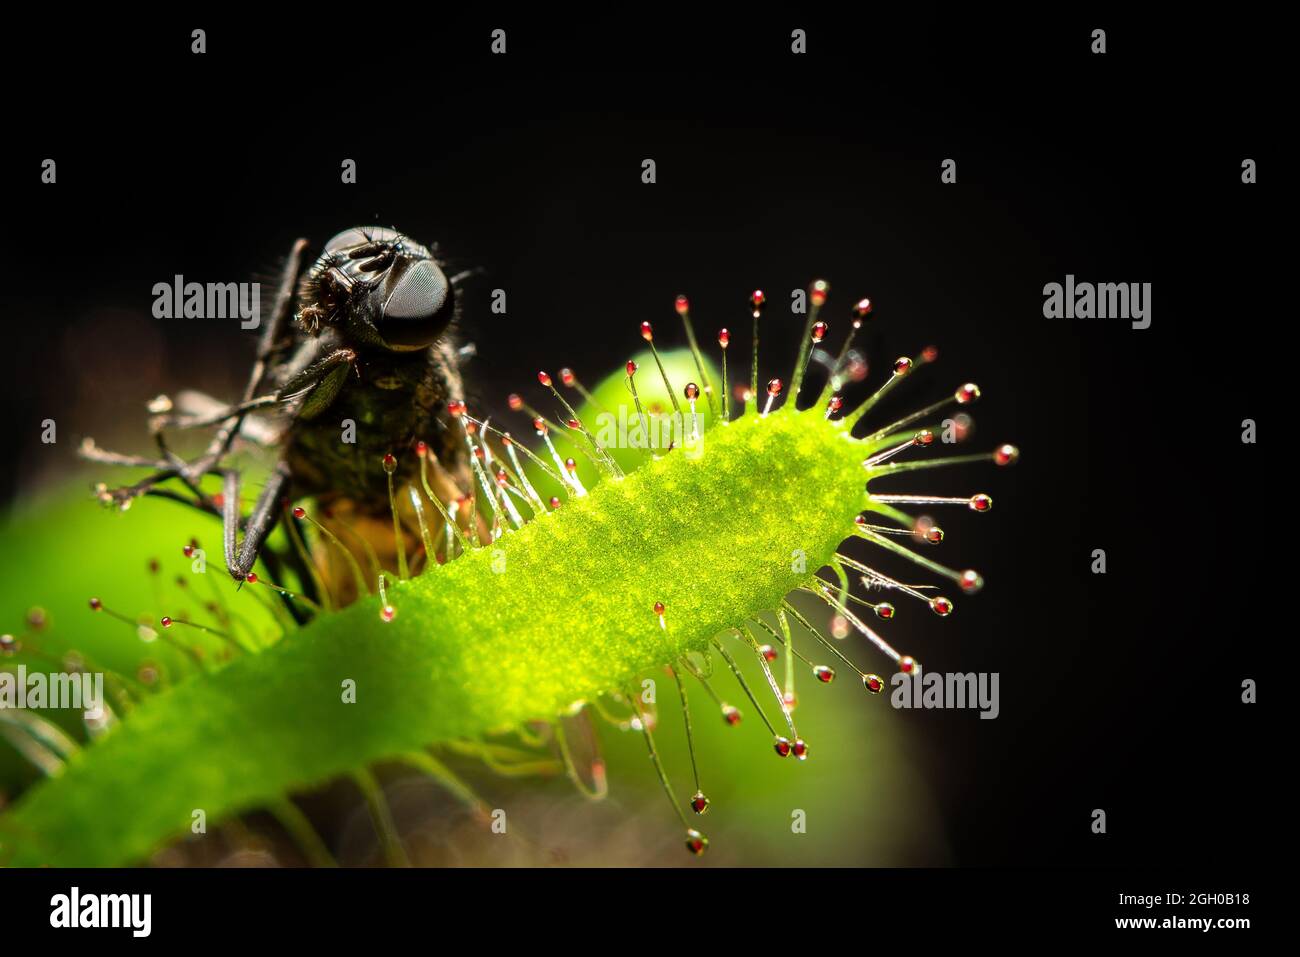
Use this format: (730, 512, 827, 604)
(81, 226, 476, 596)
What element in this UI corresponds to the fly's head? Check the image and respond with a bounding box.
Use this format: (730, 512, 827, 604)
(297, 226, 457, 352)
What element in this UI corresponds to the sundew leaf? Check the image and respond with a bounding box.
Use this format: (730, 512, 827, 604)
(1, 352, 869, 866)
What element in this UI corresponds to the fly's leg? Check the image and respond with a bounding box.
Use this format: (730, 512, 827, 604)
(154, 348, 356, 432)
(276, 348, 357, 420)
(79, 438, 169, 470)
(221, 462, 293, 582)
(181, 237, 308, 483)
(161, 390, 280, 445)
(156, 393, 285, 431)
(80, 239, 309, 504)
(215, 464, 309, 622)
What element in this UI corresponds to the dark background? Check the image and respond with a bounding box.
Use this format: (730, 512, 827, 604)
(2, 12, 1277, 870)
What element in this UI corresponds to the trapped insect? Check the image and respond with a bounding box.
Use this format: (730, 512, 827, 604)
(81, 226, 475, 589)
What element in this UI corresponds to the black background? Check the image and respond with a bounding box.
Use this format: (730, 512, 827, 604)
(1, 9, 1279, 879)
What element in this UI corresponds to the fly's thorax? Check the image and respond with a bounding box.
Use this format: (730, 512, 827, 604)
(286, 340, 466, 506)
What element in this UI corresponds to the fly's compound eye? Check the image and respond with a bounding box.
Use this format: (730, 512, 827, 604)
(376, 257, 453, 350)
